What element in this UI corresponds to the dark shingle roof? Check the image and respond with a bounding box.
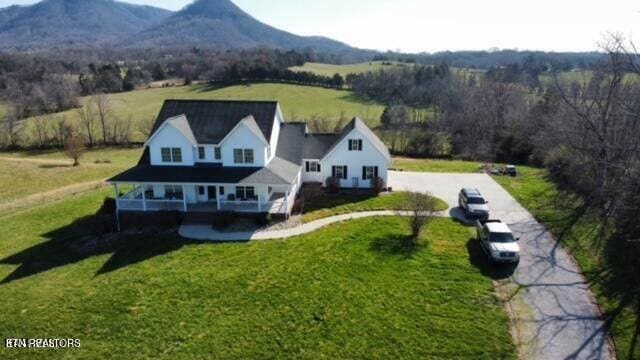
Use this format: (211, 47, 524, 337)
(109, 163, 295, 185)
(302, 133, 340, 159)
(150, 100, 278, 144)
(275, 122, 306, 164)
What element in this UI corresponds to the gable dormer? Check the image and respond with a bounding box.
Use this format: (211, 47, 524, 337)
(146, 115, 197, 166)
(219, 116, 270, 167)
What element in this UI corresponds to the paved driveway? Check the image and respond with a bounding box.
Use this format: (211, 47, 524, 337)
(389, 171, 612, 360)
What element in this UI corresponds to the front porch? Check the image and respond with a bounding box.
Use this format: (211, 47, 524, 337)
(113, 182, 297, 215)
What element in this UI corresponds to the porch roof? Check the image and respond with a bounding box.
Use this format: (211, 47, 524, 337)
(108, 159, 299, 185)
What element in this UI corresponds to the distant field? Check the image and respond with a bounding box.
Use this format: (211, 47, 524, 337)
(392, 157, 483, 173)
(290, 61, 408, 77)
(18, 83, 385, 143)
(0, 147, 141, 207)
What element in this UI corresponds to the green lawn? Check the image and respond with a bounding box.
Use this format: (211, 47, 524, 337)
(392, 157, 483, 173)
(0, 189, 515, 359)
(0, 147, 141, 206)
(493, 167, 639, 359)
(302, 191, 449, 223)
(20, 83, 385, 143)
(290, 61, 408, 77)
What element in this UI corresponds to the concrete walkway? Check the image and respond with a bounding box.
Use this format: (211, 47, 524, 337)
(179, 210, 449, 241)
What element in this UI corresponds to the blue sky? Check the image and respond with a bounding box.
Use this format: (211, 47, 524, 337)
(1, 0, 639, 53)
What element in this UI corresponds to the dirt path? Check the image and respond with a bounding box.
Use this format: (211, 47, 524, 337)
(0, 156, 74, 166)
(0, 179, 109, 217)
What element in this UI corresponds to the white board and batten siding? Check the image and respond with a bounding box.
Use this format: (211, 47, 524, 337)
(321, 127, 390, 188)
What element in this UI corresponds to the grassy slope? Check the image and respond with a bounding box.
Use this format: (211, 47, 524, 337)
(20, 83, 385, 143)
(0, 148, 141, 205)
(0, 189, 515, 359)
(392, 157, 483, 173)
(290, 61, 408, 77)
(302, 192, 448, 223)
(493, 167, 638, 359)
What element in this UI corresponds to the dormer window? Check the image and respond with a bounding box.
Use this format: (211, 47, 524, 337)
(233, 148, 254, 164)
(348, 139, 363, 151)
(198, 146, 205, 160)
(161, 147, 182, 163)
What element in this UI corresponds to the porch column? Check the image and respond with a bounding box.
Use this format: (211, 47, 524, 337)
(182, 184, 187, 212)
(216, 187, 221, 211)
(258, 195, 261, 212)
(141, 184, 147, 211)
(114, 184, 120, 211)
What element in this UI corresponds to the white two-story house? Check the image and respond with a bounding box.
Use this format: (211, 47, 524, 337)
(109, 100, 390, 216)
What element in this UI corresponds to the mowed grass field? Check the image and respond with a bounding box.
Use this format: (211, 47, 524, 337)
(20, 83, 385, 143)
(0, 147, 141, 206)
(290, 61, 408, 77)
(392, 157, 483, 173)
(0, 189, 515, 359)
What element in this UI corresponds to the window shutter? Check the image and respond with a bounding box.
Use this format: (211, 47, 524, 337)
(359, 139, 363, 151)
(374, 166, 379, 178)
(343, 166, 348, 179)
(332, 166, 336, 178)
(306, 161, 310, 172)
(362, 166, 366, 179)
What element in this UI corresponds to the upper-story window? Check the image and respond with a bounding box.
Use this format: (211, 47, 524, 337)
(198, 146, 206, 160)
(214, 147, 221, 160)
(306, 161, 321, 173)
(348, 139, 363, 151)
(161, 147, 182, 163)
(233, 148, 254, 164)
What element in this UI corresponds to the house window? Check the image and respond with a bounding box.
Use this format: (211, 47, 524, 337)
(233, 149, 254, 164)
(164, 185, 184, 199)
(198, 186, 205, 195)
(161, 148, 171, 162)
(214, 147, 221, 160)
(161, 147, 182, 163)
(333, 165, 347, 179)
(172, 148, 182, 162)
(236, 186, 255, 200)
(306, 161, 321, 173)
(198, 146, 206, 160)
(363, 166, 378, 180)
(219, 186, 225, 195)
(348, 139, 363, 151)
(233, 149, 244, 163)
(244, 149, 254, 164)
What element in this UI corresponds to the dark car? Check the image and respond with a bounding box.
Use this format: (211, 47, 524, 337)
(458, 188, 490, 219)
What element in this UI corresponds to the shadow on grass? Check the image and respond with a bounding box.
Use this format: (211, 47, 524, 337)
(466, 238, 516, 280)
(38, 164, 73, 169)
(0, 202, 200, 284)
(369, 234, 420, 258)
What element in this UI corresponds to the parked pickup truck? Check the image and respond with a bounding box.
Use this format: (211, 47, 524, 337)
(476, 219, 520, 263)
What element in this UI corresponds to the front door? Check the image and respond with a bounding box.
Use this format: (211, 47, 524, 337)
(207, 186, 217, 201)
(352, 177, 359, 188)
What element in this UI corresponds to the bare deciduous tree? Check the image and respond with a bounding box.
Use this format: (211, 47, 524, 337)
(93, 93, 111, 145)
(30, 115, 51, 148)
(77, 104, 96, 147)
(403, 191, 439, 246)
(63, 124, 85, 166)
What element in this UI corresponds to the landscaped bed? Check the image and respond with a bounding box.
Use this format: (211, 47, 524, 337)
(0, 189, 515, 359)
(301, 191, 449, 223)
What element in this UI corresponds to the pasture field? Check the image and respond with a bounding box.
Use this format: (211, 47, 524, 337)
(289, 61, 408, 77)
(19, 83, 385, 143)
